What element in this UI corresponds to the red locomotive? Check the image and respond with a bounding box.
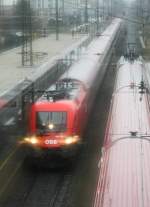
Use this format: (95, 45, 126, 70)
(94, 56, 150, 207)
(24, 79, 87, 157)
(20, 19, 122, 158)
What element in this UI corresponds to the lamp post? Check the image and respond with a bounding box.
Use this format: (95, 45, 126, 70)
(85, 0, 88, 24)
(103, 0, 105, 23)
(21, 0, 33, 66)
(96, 0, 99, 33)
(110, 0, 113, 18)
(55, 0, 59, 40)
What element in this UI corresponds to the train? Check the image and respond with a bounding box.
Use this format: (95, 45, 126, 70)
(94, 56, 150, 207)
(20, 19, 123, 159)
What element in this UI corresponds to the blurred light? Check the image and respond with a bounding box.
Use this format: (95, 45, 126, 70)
(64, 136, 80, 145)
(48, 123, 54, 130)
(30, 137, 38, 145)
(23, 136, 39, 145)
(20, 135, 80, 147)
(65, 137, 73, 145)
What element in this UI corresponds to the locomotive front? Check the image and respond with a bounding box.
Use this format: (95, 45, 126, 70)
(21, 101, 81, 158)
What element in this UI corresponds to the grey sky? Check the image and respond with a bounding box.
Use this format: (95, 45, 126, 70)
(4, 0, 135, 6)
(5, 0, 14, 5)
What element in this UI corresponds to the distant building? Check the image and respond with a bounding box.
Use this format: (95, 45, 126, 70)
(30, 0, 63, 17)
(3, 5, 14, 16)
(29, 0, 97, 28)
(30, 0, 94, 17)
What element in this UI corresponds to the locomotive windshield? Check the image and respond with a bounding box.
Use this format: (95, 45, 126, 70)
(36, 112, 67, 133)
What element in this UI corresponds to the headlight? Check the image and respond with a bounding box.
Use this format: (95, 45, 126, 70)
(23, 136, 39, 145)
(64, 136, 80, 145)
(48, 123, 54, 130)
(65, 137, 74, 145)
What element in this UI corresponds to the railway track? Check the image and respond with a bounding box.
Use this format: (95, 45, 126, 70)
(49, 173, 72, 207)
(0, 156, 74, 207)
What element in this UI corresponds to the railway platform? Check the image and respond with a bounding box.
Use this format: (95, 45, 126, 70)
(0, 33, 88, 97)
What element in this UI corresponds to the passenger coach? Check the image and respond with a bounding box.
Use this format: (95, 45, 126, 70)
(94, 56, 150, 207)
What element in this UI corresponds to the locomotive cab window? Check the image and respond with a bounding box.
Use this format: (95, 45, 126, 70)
(36, 112, 67, 133)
